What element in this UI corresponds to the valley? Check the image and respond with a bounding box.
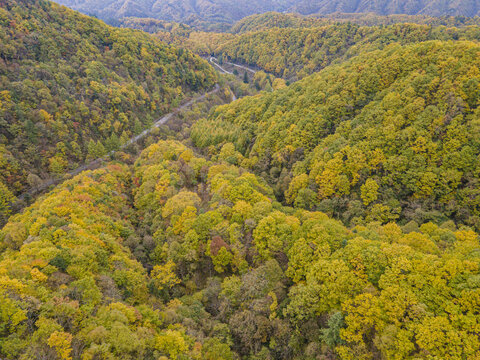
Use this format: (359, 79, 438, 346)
(1, 1, 480, 359)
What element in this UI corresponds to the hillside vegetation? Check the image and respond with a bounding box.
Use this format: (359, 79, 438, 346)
(129, 13, 480, 81)
(292, 0, 480, 17)
(215, 21, 480, 79)
(192, 41, 480, 229)
(0, 0, 216, 222)
(1, 140, 480, 359)
(231, 12, 480, 33)
(3, 1, 480, 359)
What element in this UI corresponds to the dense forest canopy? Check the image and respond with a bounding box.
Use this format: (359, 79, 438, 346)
(292, 0, 480, 18)
(214, 21, 480, 80)
(231, 11, 480, 34)
(0, 0, 216, 222)
(3, 0, 480, 359)
(1, 139, 480, 359)
(192, 41, 480, 230)
(53, 0, 480, 30)
(114, 12, 480, 36)
(117, 12, 480, 81)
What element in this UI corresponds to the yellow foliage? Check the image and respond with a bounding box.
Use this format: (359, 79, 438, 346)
(155, 329, 189, 360)
(30, 268, 48, 282)
(360, 179, 379, 206)
(47, 331, 73, 360)
(151, 261, 181, 290)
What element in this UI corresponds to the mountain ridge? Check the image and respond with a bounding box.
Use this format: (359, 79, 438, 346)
(53, 0, 480, 28)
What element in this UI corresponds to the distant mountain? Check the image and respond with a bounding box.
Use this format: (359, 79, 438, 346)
(53, 0, 294, 29)
(293, 0, 480, 18)
(53, 0, 480, 28)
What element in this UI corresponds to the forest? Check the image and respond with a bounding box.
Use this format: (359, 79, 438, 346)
(192, 41, 480, 230)
(2, 0, 480, 359)
(2, 139, 480, 359)
(230, 11, 480, 34)
(0, 0, 216, 222)
(118, 12, 480, 81)
(214, 21, 480, 79)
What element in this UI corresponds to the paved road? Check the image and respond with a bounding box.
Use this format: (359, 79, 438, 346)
(12, 55, 254, 210)
(13, 84, 221, 206)
(209, 57, 258, 75)
(126, 83, 220, 146)
(8, 56, 277, 219)
(209, 57, 233, 75)
(225, 60, 257, 74)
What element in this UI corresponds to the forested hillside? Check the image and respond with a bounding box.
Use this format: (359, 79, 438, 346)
(231, 12, 480, 33)
(54, 0, 296, 30)
(125, 13, 480, 81)
(1, 139, 480, 359)
(230, 12, 329, 34)
(0, 0, 216, 222)
(3, 0, 480, 359)
(291, 0, 480, 17)
(54, 0, 480, 29)
(216, 21, 480, 79)
(192, 41, 480, 230)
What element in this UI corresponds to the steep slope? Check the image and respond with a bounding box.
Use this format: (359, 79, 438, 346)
(0, 164, 158, 359)
(0, 0, 216, 222)
(118, 11, 480, 36)
(1, 139, 480, 359)
(192, 41, 480, 229)
(113, 16, 480, 81)
(54, 0, 480, 28)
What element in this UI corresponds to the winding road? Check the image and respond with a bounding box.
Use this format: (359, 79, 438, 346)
(225, 60, 257, 74)
(209, 57, 258, 75)
(209, 57, 233, 75)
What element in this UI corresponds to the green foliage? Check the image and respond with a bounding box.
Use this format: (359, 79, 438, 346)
(216, 22, 480, 80)
(192, 41, 480, 229)
(4, 1, 480, 357)
(231, 12, 329, 33)
(0, 165, 154, 358)
(0, 0, 216, 213)
(360, 179, 379, 206)
(55, 1, 480, 31)
(1, 139, 480, 359)
(0, 181, 15, 224)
